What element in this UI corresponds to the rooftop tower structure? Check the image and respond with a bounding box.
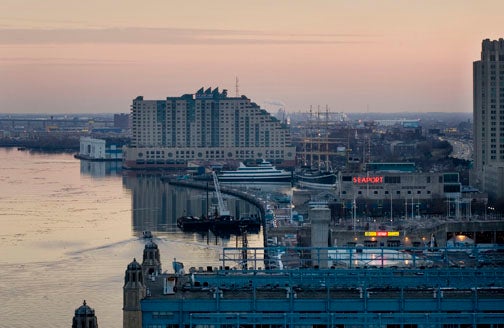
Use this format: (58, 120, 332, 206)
(123, 258, 146, 328)
(473, 38, 504, 199)
(142, 240, 162, 276)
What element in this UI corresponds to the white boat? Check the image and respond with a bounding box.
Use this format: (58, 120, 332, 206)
(218, 160, 292, 183)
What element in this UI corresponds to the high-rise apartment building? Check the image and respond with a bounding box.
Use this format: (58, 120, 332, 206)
(473, 38, 504, 199)
(123, 87, 296, 169)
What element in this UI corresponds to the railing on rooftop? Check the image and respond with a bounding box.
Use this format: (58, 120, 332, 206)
(219, 245, 504, 271)
(188, 312, 504, 327)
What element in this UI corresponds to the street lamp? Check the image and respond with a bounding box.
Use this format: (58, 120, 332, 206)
(390, 192, 393, 224)
(352, 197, 357, 233)
(484, 199, 488, 220)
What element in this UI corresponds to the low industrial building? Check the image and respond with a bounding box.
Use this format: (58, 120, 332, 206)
(336, 162, 483, 218)
(77, 137, 122, 161)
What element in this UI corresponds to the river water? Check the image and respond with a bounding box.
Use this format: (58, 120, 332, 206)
(0, 148, 271, 328)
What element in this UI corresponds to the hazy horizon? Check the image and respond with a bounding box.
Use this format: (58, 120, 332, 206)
(0, 111, 475, 118)
(1, 0, 502, 114)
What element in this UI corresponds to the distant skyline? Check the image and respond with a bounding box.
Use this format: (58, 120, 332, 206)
(0, 0, 502, 114)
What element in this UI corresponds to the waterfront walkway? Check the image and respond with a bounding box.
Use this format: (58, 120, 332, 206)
(162, 176, 270, 218)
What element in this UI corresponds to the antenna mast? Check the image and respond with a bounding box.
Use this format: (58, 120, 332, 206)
(367, 136, 371, 164)
(235, 76, 239, 97)
(306, 105, 313, 165)
(317, 105, 321, 168)
(325, 105, 330, 169)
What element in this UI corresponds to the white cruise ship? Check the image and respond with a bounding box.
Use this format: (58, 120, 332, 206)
(218, 160, 292, 183)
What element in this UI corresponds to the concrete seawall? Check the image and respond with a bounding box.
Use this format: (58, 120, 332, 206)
(161, 177, 267, 218)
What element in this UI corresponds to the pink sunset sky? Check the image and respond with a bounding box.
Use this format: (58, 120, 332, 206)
(0, 0, 502, 114)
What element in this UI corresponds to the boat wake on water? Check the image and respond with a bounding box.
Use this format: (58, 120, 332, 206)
(154, 237, 225, 251)
(66, 238, 140, 256)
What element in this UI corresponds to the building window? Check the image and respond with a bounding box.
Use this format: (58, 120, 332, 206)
(342, 176, 353, 182)
(384, 176, 401, 183)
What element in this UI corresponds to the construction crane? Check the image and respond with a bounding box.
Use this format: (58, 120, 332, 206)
(212, 171, 247, 270)
(212, 171, 230, 216)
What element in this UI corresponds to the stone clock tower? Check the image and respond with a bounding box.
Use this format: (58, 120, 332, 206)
(123, 258, 146, 328)
(142, 240, 162, 277)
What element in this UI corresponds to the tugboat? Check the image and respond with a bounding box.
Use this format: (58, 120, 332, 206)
(238, 214, 262, 232)
(211, 214, 241, 234)
(177, 212, 262, 235)
(176, 171, 262, 235)
(176, 216, 212, 232)
(211, 214, 262, 235)
(142, 230, 153, 239)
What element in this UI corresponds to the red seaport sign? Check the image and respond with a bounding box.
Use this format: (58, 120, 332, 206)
(352, 176, 383, 184)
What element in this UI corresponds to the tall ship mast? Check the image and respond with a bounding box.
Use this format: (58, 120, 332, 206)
(296, 106, 346, 190)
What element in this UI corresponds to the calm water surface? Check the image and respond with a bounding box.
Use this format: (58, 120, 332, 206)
(0, 148, 266, 328)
